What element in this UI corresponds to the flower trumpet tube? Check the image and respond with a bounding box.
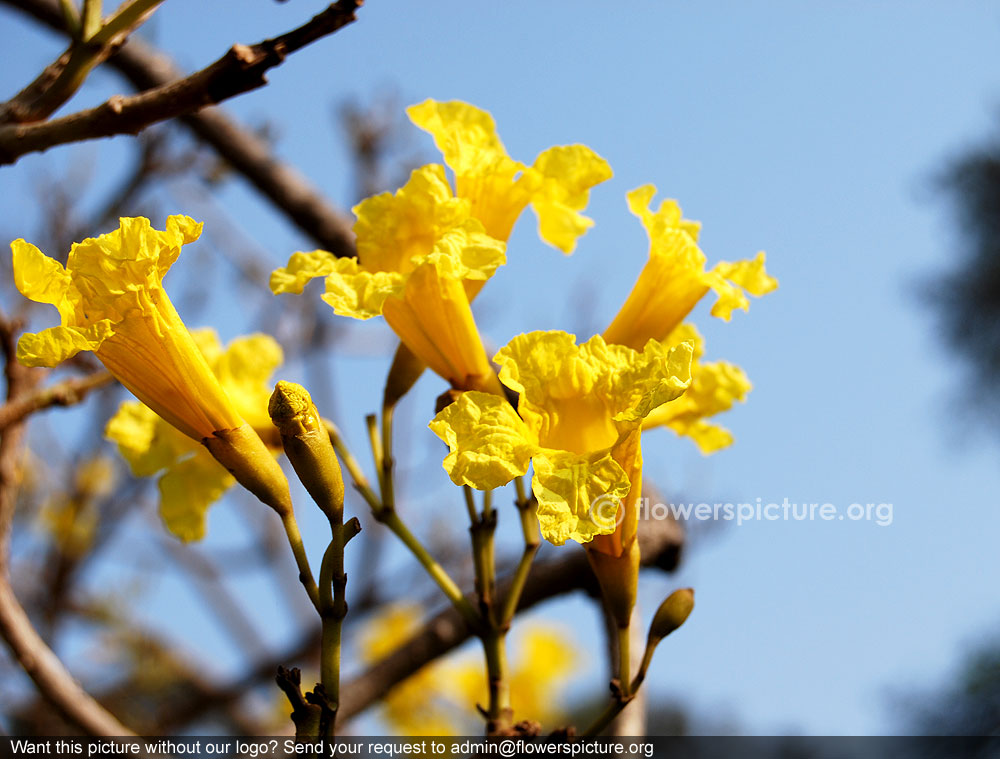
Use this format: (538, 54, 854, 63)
(602, 187, 777, 453)
(430, 331, 693, 624)
(271, 165, 506, 396)
(603, 185, 778, 350)
(105, 330, 285, 541)
(12, 216, 292, 518)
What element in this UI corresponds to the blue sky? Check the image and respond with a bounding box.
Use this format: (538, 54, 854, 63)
(3, 0, 1000, 736)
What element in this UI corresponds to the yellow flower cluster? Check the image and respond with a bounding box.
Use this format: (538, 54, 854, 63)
(8, 100, 775, 632)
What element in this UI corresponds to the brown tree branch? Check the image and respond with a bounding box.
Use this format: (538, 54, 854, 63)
(0, 2, 361, 166)
(0, 0, 163, 125)
(0, 370, 113, 431)
(2, 0, 357, 258)
(0, 311, 134, 736)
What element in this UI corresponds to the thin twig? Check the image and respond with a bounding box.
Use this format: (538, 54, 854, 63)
(0, 311, 134, 736)
(0, 1, 363, 166)
(2, 0, 357, 258)
(0, 371, 113, 431)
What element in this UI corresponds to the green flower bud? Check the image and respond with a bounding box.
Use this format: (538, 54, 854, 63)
(648, 587, 695, 643)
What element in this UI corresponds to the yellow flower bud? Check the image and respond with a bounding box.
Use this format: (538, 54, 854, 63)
(269, 381, 344, 522)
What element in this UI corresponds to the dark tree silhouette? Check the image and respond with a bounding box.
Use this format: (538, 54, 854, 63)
(933, 138, 1000, 428)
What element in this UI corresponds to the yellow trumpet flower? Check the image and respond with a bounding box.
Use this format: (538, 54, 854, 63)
(12, 217, 292, 517)
(430, 331, 692, 624)
(603, 187, 777, 453)
(271, 165, 507, 394)
(105, 330, 284, 541)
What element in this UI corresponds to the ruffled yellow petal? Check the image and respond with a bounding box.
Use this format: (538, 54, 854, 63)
(531, 448, 630, 546)
(613, 339, 694, 423)
(429, 391, 535, 490)
(12, 217, 246, 441)
(425, 219, 507, 285)
(321, 257, 405, 320)
(680, 420, 735, 454)
(11, 239, 70, 309)
(643, 358, 752, 454)
(708, 251, 779, 320)
(67, 215, 201, 310)
(408, 99, 609, 249)
(406, 100, 508, 178)
(269, 250, 338, 295)
(157, 452, 234, 542)
(494, 332, 692, 436)
(603, 186, 776, 349)
(353, 164, 471, 274)
(530, 144, 613, 254)
(16, 322, 114, 367)
(105, 401, 189, 478)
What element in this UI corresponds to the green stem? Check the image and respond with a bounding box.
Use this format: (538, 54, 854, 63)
(380, 403, 396, 512)
(58, 0, 81, 38)
(318, 541, 340, 701)
(378, 509, 480, 630)
(324, 420, 381, 512)
(365, 414, 383, 486)
(89, 0, 162, 44)
(281, 511, 320, 612)
(468, 506, 497, 618)
(633, 638, 656, 691)
(618, 623, 632, 699)
(501, 483, 540, 626)
(80, 0, 101, 39)
(482, 628, 511, 734)
(583, 699, 624, 737)
(463, 486, 478, 524)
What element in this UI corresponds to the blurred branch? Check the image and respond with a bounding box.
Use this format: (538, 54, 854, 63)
(0, 370, 113, 431)
(0, 310, 133, 736)
(339, 515, 684, 721)
(0, 1, 363, 167)
(3, 0, 358, 257)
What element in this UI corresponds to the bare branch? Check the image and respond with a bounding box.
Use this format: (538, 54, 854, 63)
(0, 1, 361, 166)
(0, 0, 163, 125)
(0, 311, 133, 736)
(2, 0, 357, 258)
(0, 370, 113, 431)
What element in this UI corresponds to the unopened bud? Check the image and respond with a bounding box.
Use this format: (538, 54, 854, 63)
(269, 381, 344, 522)
(384, 343, 426, 408)
(648, 588, 694, 643)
